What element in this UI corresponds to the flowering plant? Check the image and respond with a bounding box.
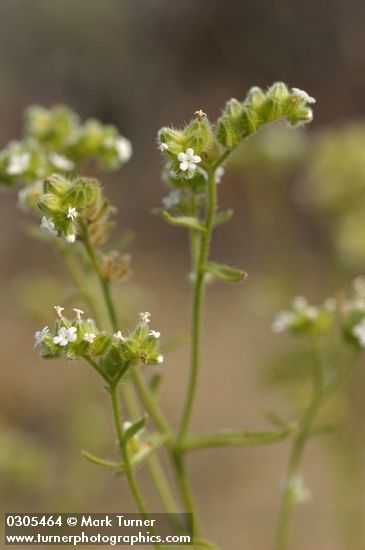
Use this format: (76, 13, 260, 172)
(1, 84, 359, 549)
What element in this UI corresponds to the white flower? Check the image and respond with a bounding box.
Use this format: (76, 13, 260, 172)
(159, 142, 168, 151)
(353, 276, 365, 295)
(353, 319, 365, 347)
(67, 207, 78, 221)
(115, 136, 133, 163)
(34, 326, 49, 348)
(324, 297, 337, 311)
(53, 326, 77, 347)
(65, 233, 76, 243)
(271, 311, 293, 333)
(123, 420, 133, 431)
(177, 148, 201, 175)
(292, 296, 308, 309)
(162, 190, 181, 209)
(73, 308, 84, 320)
(156, 354, 164, 364)
(49, 153, 75, 171)
(149, 330, 161, 339)
(114, 330, 126, 342)
(7, 152, 31, 175)
(215, 166, 225, 184)
(139, 312, 151, 324)
(291, 88, 316, 104)
(54, 305, 65, 318)
(40, 216, 58, 237)
(306, 306, 319, 320)
(83, 332, 96, 343)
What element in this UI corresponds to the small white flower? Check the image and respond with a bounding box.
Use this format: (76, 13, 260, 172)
(83, 332, 96, 343)
(159, 142, 168, 151)
(49, 153, 75, 171)
(271, 311, 293, 333)
(291, 88, 316, 104)
(306, 306, 319, 320)
(53, 326, 77, 347)
(34, 326, 49, 348)
(292, 296, 308, 309)
(139, 312, 151, 324)
(177, 148, 201, 175)
(162, 190, 181, 209)
(353, 276, 365, 295)
(7, 152, 31, 175)
(324, 297, 337, 311)
(353, 319, 365, 347)
(67, 207, 78, 221)
(73, 308, 84, 320)
(115, 136, 133, 163)
(149, 330, 161, 339)
(65, 233, 76, 243)
(54, 305, 65, 319)
(156, 354, 164, 364)
(40, 216, 58, 237)
(215, 166, 225, 184)
(123, 420, 133, 431)
(114, 330, 126, 342)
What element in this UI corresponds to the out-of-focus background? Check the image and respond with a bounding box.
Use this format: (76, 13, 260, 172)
(1, 2, 365, 549)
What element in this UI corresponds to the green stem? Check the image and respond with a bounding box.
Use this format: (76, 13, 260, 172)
(275, 389, 323, 550)
(275, 351, 357, 550)
(80, 221, 184, 523)
(178, 168, 217, 441)
(79, 221, 118, 331)
(109, 383, 150, 519)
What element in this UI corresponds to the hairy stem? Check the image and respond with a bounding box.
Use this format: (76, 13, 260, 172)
(178, 168, 217, 441)
(78, 222, 181, 520)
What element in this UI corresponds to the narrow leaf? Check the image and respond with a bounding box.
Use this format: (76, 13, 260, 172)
(162, 211, 206, 232)
(124, 415, 147, 442)
(180, 428, 292, 452)
(82, 450, 124, 470)
(205, 262, 247, 282)
(213, 209, 233, 227)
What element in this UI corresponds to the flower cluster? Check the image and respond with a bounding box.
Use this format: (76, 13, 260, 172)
(272, 295, 335, 337)
(156, 83, 315, 219)
(34, 308, 163, 382)
(217, 83, 315, 149)
(0, 105, 132, 189)
(36, 174, 113, 244)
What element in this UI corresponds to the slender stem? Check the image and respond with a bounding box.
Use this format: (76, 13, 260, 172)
(109, 383, 149, 519)
(275, 389, 323, 550)
(80, 221, 118, 331)
(131, 369, 172, 437)
(78, 222, 182, 520)
(178, 168, 217, 441)
(172, 451, 200, 539)
(275, 351, 357, 550)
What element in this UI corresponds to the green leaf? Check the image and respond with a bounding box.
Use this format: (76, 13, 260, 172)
(162, 211, 206, 232)
(82, 450, 124, 470)
(205, 262, 247, 282)
(124, 415, 147, 442)
(180, 428, 292, 452)
(213, 209, 233, 227)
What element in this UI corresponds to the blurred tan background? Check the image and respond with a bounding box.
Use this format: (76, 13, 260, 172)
(1, 1, 365, 549)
